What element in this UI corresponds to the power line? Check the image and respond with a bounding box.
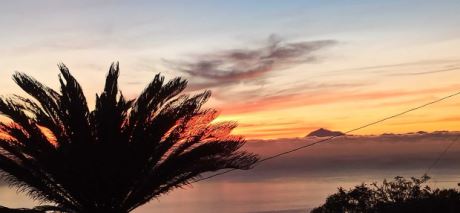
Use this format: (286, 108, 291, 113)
(418, 134, 459, 189)
(191, 90, 460, 184)
(424, 134, 460, 176)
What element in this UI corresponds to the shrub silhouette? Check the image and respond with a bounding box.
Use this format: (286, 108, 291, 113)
(312, 175, 460, 213)
(0, 63, 258, 213)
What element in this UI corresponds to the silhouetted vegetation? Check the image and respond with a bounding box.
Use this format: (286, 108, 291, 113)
(0, 63, 258, 213)
(311, 175, 460, 213)
(0, 205, 62, 213)
(0, 206, 42, 213)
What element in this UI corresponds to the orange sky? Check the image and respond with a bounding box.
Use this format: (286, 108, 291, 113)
(1, 1, 460, 139)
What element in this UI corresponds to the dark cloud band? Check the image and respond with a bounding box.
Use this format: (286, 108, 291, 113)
(166, 35, 337, 90)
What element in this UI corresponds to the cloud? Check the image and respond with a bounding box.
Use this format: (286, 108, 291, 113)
(217, 83, 460, 115)
(207, 131, 460, 182)
(322, 59, 460, 77)
(389, 66, 460, 76)
(166, 35, 337, 90)
(384, 115, 460, 126)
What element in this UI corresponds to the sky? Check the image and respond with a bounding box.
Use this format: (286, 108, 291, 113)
(1, 0, 460, 139)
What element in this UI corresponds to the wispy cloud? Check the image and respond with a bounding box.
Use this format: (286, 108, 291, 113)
(389, 66, 460, 76)
(217, 84, 460, 115)
(166, 35, 337, 90)
(322, 59, 460, 77)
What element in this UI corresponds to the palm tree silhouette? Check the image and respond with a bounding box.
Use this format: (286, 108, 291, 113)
(0, 63, 258, 213)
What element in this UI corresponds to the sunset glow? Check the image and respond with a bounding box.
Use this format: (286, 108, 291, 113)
(3, 1, 460, 213)
(2, 1, 460, 140)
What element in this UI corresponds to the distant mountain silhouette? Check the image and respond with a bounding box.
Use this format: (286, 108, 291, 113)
(306, 128, 345, 137)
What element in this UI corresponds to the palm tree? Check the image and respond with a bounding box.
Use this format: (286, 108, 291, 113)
(0, 63, 258, 213)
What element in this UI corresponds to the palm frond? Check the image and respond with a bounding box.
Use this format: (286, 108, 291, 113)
(0, 63, 259, 213)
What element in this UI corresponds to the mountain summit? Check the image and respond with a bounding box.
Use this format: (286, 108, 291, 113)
(306, 128, 345, 137)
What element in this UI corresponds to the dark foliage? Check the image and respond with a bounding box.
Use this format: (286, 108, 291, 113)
(0, 205, 60, 213)
(0, 207, 41, 213)
(0, 63, 258, 213)
(311, 175, 460, 213)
